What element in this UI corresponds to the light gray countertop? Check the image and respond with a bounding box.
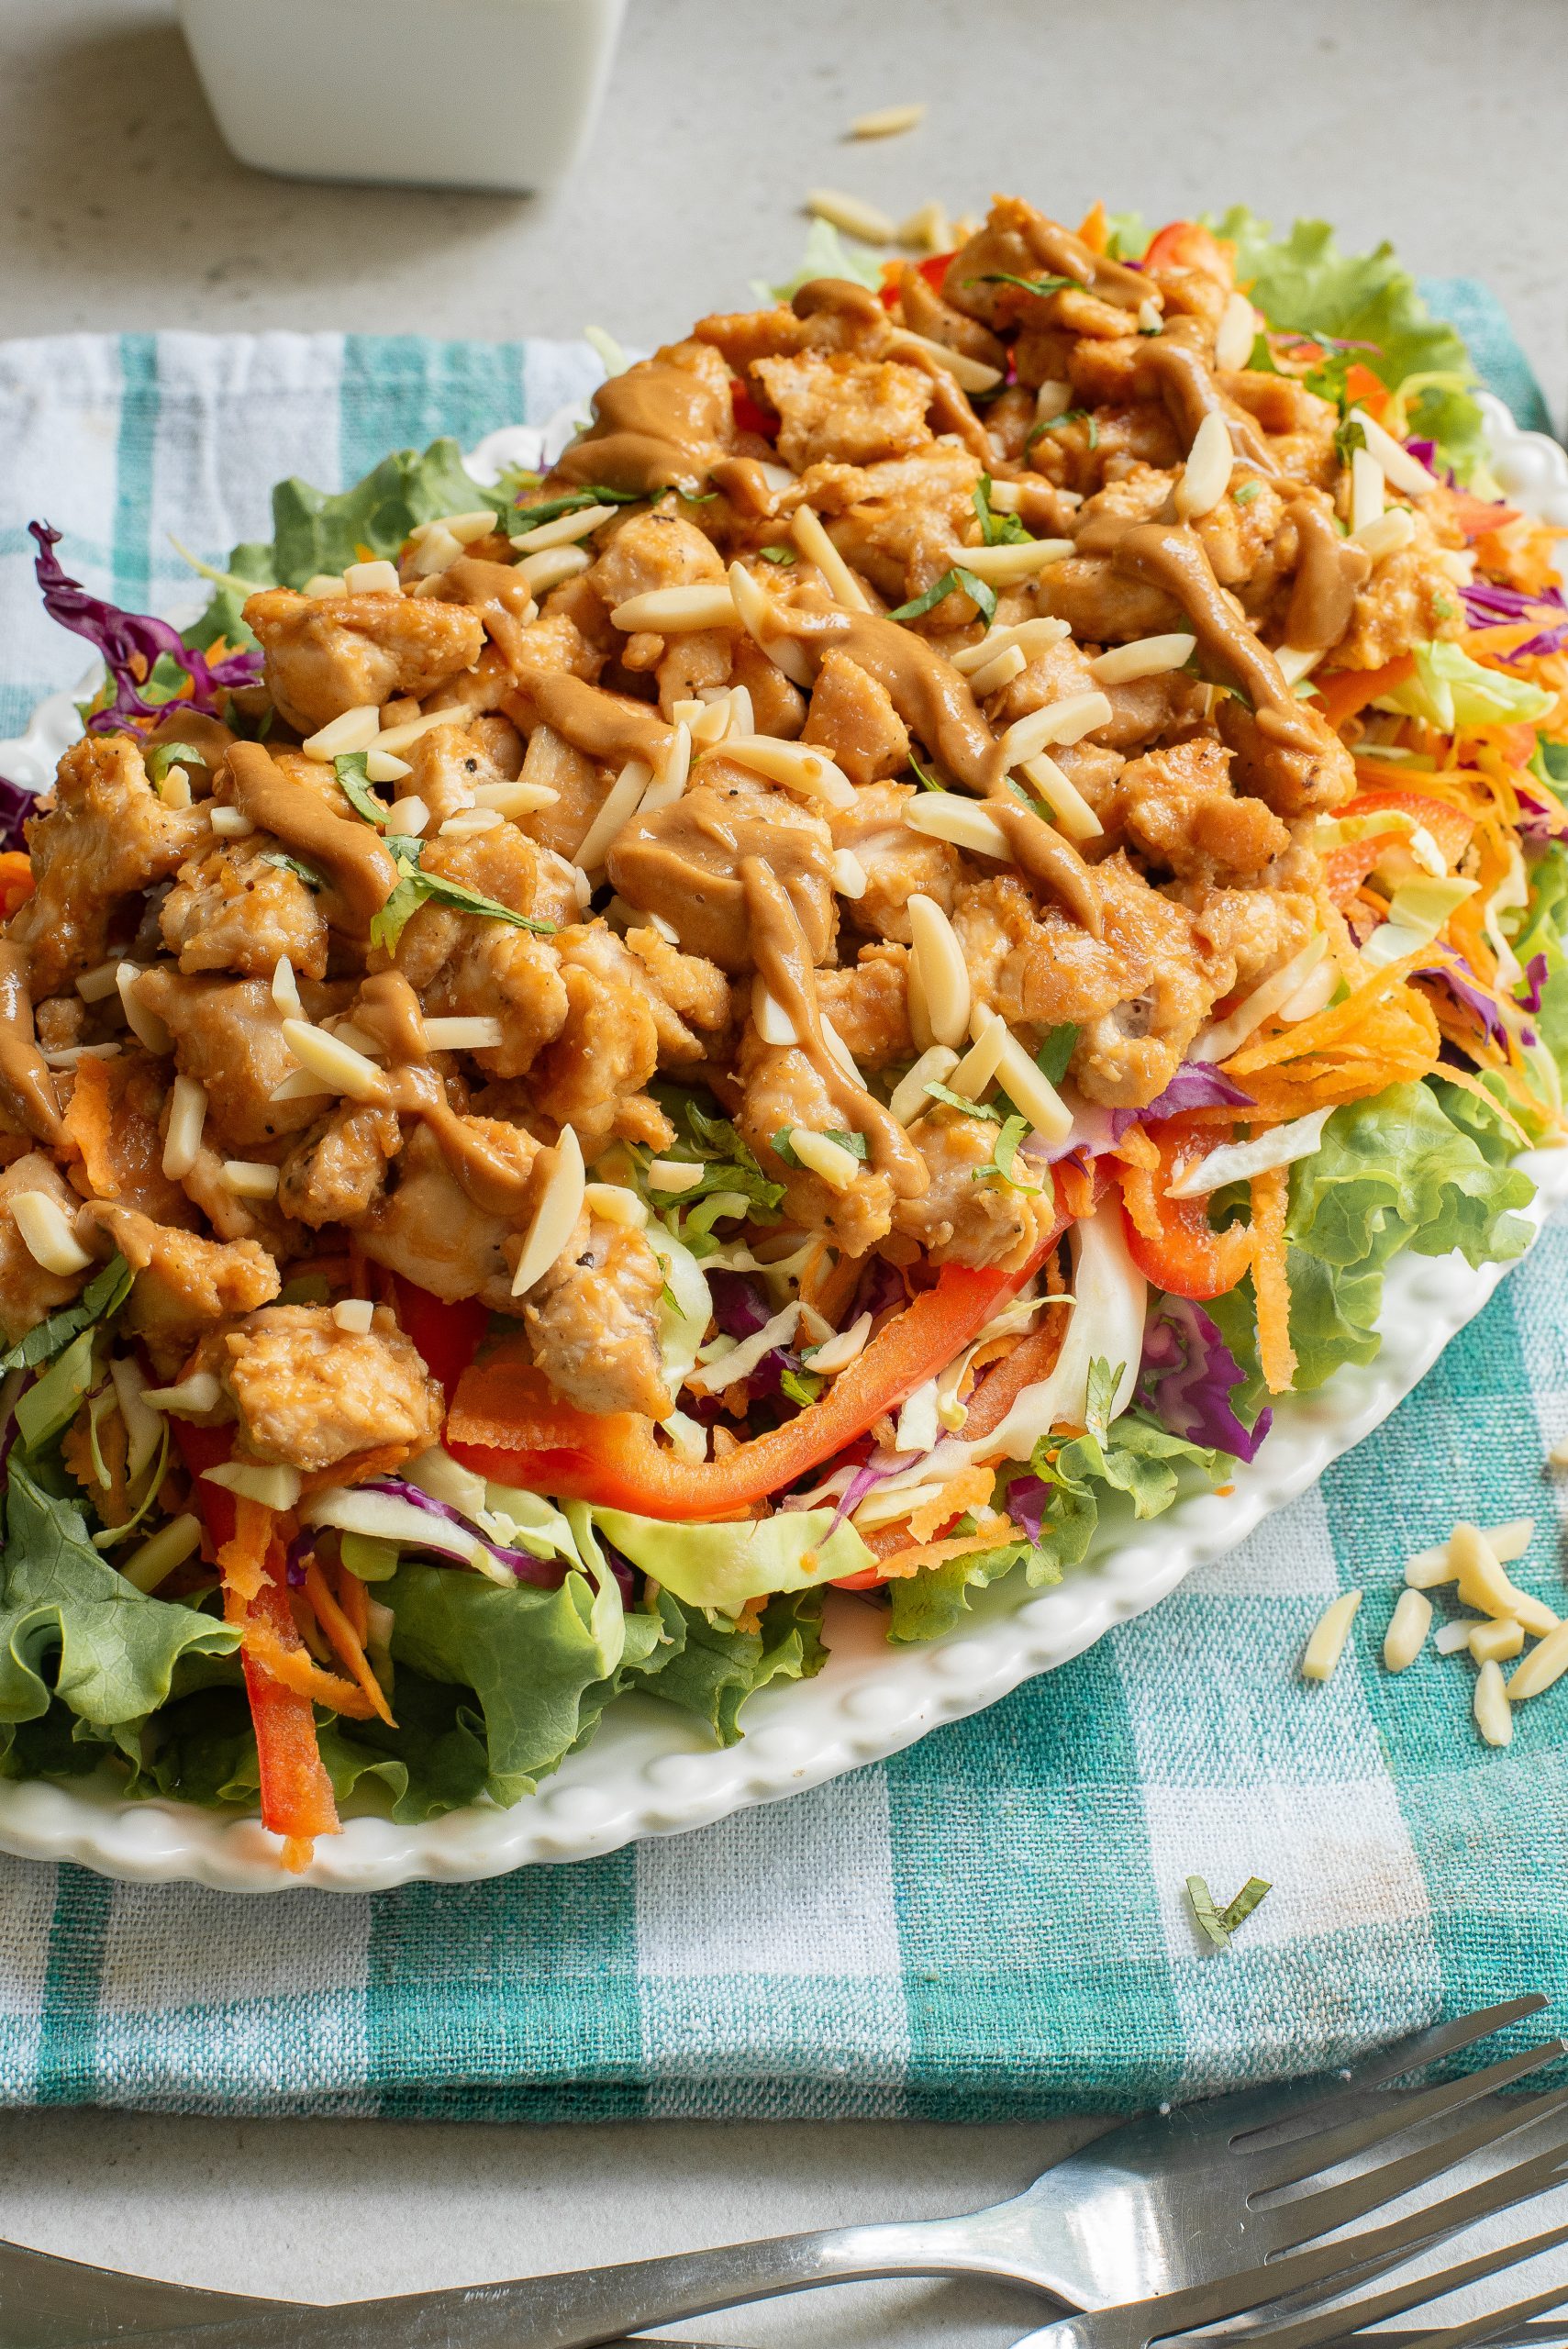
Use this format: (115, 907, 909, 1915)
(1, 5, 1567, 2344)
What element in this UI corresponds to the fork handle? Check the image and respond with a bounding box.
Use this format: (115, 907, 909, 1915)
(72, 2213, 1033, 2349)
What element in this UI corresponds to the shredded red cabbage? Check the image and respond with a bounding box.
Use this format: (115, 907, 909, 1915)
(1462, 579, 1568, 661)
(284, 1527, 313, 1588)
(707, 1270, 770, 1339)
(1137, 1297, 1271, 1463)
(1514, 788, 1567, 845)
(29, 522, 261, 733)
(1002, 1471, 1050, 1543)
(361, 1475, 565, 1586)
(1106, 1063, 1254, 1143)
(1519, 952, 1549, 1014)
(828, 1457, 890, 1534)
(0, 773, 35, 854)
(1419, 954, 1510, 1048)
(1404, 438, 1437, 469)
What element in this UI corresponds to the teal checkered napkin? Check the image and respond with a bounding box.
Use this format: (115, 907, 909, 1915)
(1, 295, 1565, 2121)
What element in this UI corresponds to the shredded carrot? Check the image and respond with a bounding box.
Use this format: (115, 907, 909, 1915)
(1113, 1122, 1160, 1170)
(303, 1559, 395, 1726)
(1250, 1164, 1296, 1396)
(907, 1464, 995, 1546)
(336, 1560, 370, 1644)
(242, 1618, 375, 1718)
(836, 1525, 1010, 1589)
(217, 1495, 274, 1608)
(1225, 948, 1434, 1074)
(296, 1442, 417, 1501)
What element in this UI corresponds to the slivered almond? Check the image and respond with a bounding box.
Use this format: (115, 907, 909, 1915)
(1173, 410, 1235, 521)
(516, 546, 589, 596)
(10, 1191, 91, 1276)
(806, 188, 895, 243)
(1019, 752, 1104, 842)
(576, 759, 652, 870)
(906, 894, 970, 1048)
(1000, 692, 1113, 765)
(709, 734, 855, 808)
(611, 584, 738, 632)
(888, 1044, 959, 1126)
(510, 503, 617, 553)
(161, 1074, 207, 1180)
(789, 1129, 863, 1191)
(303, 704, 381, 761)
(281, 1018, 390, 1104)
(904, 796, 1010, 859)
(1090, 635, 1195, 685)
(511, 1126, 585, 1296)
(791, 505, 872, 612)
(957, 538, 1073, 585)
(727, 562, 816, 688)
(1213, 291, 1256, 372)
(951, 618, 1070, 674)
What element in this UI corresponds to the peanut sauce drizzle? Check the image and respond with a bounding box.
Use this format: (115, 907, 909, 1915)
(0, 941, 63, 1143)
(607, 777, 836, 973)
(552, 357, 734, 497)
(356, 972, 538, 1218)
(528, 674, 673, 772)
(763, 604, 998, 791)
(1285, 501, 1373, 651)
(741, 858, 927, 1199)
(227, 742, 397, 936)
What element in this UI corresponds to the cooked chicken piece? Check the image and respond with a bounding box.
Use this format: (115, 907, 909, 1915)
(177, 1143, 300, 1254)
(277, 1104, 402, 1228)
(730, 635, 807, 740)
(241, 586, 484, 734)
(829, 782, 962, 945)
(424, 555, 541, 674)
(791, 442, 982, 607)
(217, 1303, 442, 1474)
(34, 996, 83, 1053)
(655, 629, 734, 712)
(160, 837, 329, 981)
(1333, 533, 1468, 671)
(753, 351, 934, 472)
(892, 1112, 1046, 1270)
(528, 960, 661, 1155)
(397, 718, 520, 827)
(815, 943, 913, 1069)
(61, 1051, 195, 1226)
(521, 1205, 673, 1420)
(1037, 557, 1184, 644)
(694, 280, 891, 375)
(993, 637, 1195, 754)
(952, 857, 1215, 1108)
(0, 1152, 89, 1344)
(385, 825, 568, 1081)
(1195, 474, 1291, 593)
(515, 723, 617, 863)
(616, 925, 734, 1059)
(586, 507, 727, 607)
(17, 734, 206, 995)
(1104, 739, 1292, 883)
(803, 650, 911, 785)
(1186, 882, 1317, 999)
(136, 968, 328, 1148)
(734, 1030, 894, 1257)
(896, 262, 1007, 369)
(90, 1201, 280, 1377)
(1221, 372, 1340, 487)
(359, 1119, 539, 1307)
(1216, 696, 1354, 818)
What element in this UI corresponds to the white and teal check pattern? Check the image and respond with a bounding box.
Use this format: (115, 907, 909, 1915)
(0, 302, 1563, 2119)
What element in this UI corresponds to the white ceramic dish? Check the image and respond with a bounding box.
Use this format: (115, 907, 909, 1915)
(177, 0, 627, 195)
(1, 393, 1564, 1893)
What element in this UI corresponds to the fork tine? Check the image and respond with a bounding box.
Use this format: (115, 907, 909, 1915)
(1384, 2275, 1568, 2349)
(1226, 2001, 1550, 2151)
(1262, 2083, 1568, 2251)
(1192, 2210, 1568, 2349)
(1251, 2043, 1566, 2194)
(1131, 2132, 1568, 2340)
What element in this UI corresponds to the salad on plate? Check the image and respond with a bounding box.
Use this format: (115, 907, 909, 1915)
(0, 194, 1563, 1867)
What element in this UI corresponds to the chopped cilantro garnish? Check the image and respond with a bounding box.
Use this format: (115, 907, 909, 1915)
(1232, 480, 1262, 507)
(887, 566, 997, 628)
(1186, 1872, 1271, 1952)
(971, 1112, 1042, 1192)
(907, 751, 946, 792)
(1035, 1022, 1078, 1085)
(369, 851, 557, 953)
(0, 1255, 131, 1375)
(924, 1081, 1000, 1121)
(261, 850, 327, 893)
(1025, 409, 1099, 453)
(780, 1365, 825, 1408)
(759, 545, 797, 564)
(1332, 414, 1367, 467)
(1432, 593, 1457, 621)
(973, 474, 1031, 548)
(771, 1127, 867, 1169)
(509, 484, 640, 535)
(333, 750, 389, 829)
(146, 740, 206, 784)
(968, 272, 1077, 299)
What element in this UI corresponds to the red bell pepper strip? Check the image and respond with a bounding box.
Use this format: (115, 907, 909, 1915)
(447, 1197, 1083, 1520)
(393, 1275, 488, 1398)
(1142, 221, 1232, 284)
(173, 1421, 339, 1865)
(1115, 1118, 1252, 1302)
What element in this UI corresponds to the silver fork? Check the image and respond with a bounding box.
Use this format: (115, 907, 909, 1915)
(1006, 2121, 1568, 2349)
(44, 1998, 1568, 2349)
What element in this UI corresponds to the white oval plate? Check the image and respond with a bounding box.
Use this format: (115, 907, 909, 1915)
(3, 394, 1564, 1892)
